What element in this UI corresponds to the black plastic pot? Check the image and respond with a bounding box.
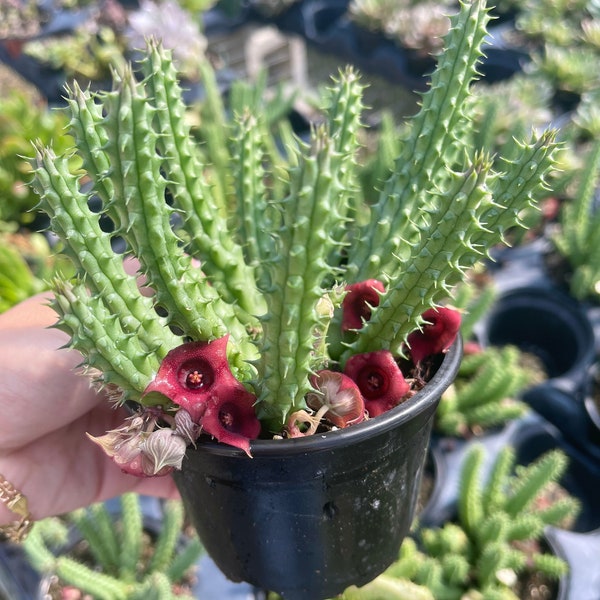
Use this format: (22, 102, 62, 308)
(172, 338, 462, 600)
(477, 285, 596, 400)
(545, 527, 600, 600)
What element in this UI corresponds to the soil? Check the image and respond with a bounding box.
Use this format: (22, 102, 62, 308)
(515, 569, 558, 600)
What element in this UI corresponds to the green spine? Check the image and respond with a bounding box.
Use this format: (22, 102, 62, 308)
(119, 492, 143, 581)
(458, 444, 485, 534)
(347, 0, 490, 282)
(504, 449, 568, 516)
(347, 160, 492, 359)
(140, 41, 265, 318)
(32, 146, 179, 358)
(257, 128, 351, 425)
(53, 281, 156, 396)
(147, 499, 183, 575)
(55, 557, 128, 600)
(99, 69, 256, 379)
(231, 109, 273, 277)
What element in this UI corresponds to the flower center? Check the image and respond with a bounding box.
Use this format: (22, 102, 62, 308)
(186, 370, 204, 388)
(219, 407, 234, 429)
(359, 367, 389, 399)
(178, 359, 214, 390)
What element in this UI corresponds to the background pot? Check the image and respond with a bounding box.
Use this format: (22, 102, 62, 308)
(173, 338, 462, 600)
(476, 285, 596, 399)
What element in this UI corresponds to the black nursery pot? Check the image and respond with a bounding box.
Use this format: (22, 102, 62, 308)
(477, 286, 596, 398)
(173, 339, 462, 600)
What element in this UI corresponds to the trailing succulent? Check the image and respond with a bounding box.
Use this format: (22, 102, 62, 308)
(32, 0, 557, 476)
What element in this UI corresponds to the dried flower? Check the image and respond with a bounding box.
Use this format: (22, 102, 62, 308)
(141, 429, 188, 474)
(87, 413, 181, 477)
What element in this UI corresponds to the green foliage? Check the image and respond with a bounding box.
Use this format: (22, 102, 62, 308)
(0, 229, 73, 313)
(24, 26, 128, 83)
(348, 445, 579, 600)
(348, 0, 455, 53)
(0, 91, 73, 226)
(451, 275, 497, 341)
(436, 345, 532, 436)
(552, 137, 600, 299)
(516, 0, 600, 97)
(32, 0, 557, 428)
(23, 494, 203, 600)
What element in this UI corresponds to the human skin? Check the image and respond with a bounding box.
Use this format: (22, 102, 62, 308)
(0, 293, 178, 527)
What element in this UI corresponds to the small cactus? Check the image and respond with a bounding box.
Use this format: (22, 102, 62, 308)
(32, 0, 557, 468)
(23, 494, 203, 600)
(342, 445, 580, 600)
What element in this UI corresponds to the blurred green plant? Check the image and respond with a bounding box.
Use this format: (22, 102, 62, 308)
(552, 135, 600, 300)
(0, 91, 74, 226)
(436, 345, 533, 436)
(516, 0, 600, 101)
(349, 0, 455, 54)
(0, 228, 72, 313)
(339, 444, 579, 600)
(24, 25, 128, 84)
(24, 493, 203, 600)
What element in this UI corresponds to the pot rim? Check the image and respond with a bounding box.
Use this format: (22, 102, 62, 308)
(193, 336, 463, 458)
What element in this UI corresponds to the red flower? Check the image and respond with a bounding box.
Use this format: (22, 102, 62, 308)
(201, 387, 262, 457)
(143, 336, 261, 454)
(143, 336, 241, 422)
(344, 351, 409, 417)
(342, 279, 385, 331)
(407, 307, 462, 364)
(306, 370, 365, 428)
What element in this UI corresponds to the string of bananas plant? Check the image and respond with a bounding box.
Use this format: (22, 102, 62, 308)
(31, 0, 558, 475)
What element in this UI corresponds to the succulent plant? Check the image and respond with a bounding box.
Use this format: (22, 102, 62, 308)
(23, 493, 203, 600)
(31, 0, 557, 474)
(551, 134, 600, 299)
(435, 345, 532, 437)
(0, 90, 73, 226)
(339, 445, 579, 600)
(349, 0, 455, 54)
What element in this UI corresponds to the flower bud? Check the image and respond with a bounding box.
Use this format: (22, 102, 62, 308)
(141, 429, 188, 474)
(306, 370, 365, 428)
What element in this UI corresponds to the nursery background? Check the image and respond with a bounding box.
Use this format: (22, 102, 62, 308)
(1, 0, 600, 598)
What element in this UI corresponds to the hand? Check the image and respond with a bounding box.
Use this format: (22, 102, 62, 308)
(0, 293, 178, 526)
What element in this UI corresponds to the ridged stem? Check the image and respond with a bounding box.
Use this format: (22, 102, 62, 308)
(257, 128, 350, 425)
(119, 493, 143, 581)
(347, 160, 491, 359)
(347, 0, 490, 282)
(140, 42, 265, 318)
